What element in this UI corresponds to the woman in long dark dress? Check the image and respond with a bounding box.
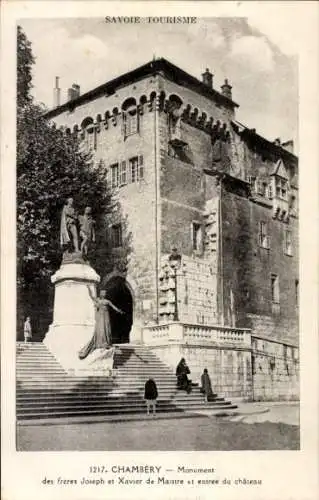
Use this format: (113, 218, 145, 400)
(176, 358, 192, 393)
(78, 286, 124, 360)
(200, 368, 216, 402)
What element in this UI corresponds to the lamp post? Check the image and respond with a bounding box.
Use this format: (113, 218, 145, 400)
(168, 248, 182, 321)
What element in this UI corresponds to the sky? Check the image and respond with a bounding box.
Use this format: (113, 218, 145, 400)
(19, 16, 298, 150)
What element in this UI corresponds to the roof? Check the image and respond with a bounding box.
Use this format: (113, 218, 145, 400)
(270, 159, 289, 179)
(44, 57, 239, 119)
(232, 120, 298, 163)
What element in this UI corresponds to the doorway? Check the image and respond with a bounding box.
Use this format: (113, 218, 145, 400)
(103, 276, 133, 344)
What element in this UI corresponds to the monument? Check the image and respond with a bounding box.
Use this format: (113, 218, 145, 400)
(43, 199, 115, 375)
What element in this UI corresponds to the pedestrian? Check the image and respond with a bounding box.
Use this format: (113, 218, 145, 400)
(200, 368, 216, 403)
(24, 316, 32, 343)
(144, 378, 158, 416)
(176, 358, 192, 393)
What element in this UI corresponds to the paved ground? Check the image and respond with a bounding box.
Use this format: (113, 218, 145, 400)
(17, 403, 299, 451)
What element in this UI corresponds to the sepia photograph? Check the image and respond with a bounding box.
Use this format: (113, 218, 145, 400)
(15, 15, 300, 452)
(1, 2, 318, 500)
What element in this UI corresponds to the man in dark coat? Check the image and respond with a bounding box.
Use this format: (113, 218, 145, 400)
(144, 378, 158, 416)
(176, 358, 192, 393)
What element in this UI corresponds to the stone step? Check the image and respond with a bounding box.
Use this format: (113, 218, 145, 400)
(16, 376, 176, 382)
(16, 396, 224, 405)
(17, 365, 171, 372)
(16, 376, 177, 384)
(18, 363, 167, 369)
(16, 342, 236, 422)
(16, 394, 215, 404)
(17, 398, 230, 408)
(17, 402, 236, 418)
(16, 389, 214, 397)
(17, 376, 176, 383)
(16, 385, 209, 394)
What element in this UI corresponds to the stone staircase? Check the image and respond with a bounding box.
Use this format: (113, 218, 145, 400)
(16, 342, 237, 421)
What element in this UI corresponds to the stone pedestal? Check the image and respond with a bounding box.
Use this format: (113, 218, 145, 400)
(44, 262, 114, 374)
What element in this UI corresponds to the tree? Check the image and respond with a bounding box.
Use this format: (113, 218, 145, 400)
(16, 27, 131, 339)
(17, 25, 34, 108)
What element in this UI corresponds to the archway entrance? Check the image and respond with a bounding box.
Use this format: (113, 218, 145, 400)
(103, 276, 133, 344)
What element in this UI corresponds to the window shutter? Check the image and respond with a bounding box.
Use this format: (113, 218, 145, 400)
(122, 112, 127, 137)
(138, 155, 144, 180)
(120, 160, 127, 185)
(136, 111, 140, 133)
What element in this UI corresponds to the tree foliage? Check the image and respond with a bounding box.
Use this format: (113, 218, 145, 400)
(17, 25, 35, 109)
(16, 27, 131, 338)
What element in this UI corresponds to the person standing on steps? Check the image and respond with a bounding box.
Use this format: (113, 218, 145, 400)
(144, 378, 158, 416)
(200, 368, 216, 403)
(23, 316, 32, 343)
(78, 286, 125, 360)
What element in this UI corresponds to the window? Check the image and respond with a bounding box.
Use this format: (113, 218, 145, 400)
(271, 274, 280, 303)
(247, 175, 255, 186)
(256, 180, 267, 197)
(110, 163, 119, 188)
(267, 183, 273, 199)
(275, 178, 288, 200)
(119, 161, 127, 186)
(111, 224, 122, 248)
(130, 156, 138, 183)
(129, 156, 144, 183)
(123, 108, 139, 138)
(192, 222, 203, 252)
(284, 229, 293, 256)
(258, 221, 270, 249)
(289, 194, 298, 214)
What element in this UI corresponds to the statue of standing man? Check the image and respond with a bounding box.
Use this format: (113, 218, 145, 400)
(60, 197, 80, 253)
(79, 206, 95, 257)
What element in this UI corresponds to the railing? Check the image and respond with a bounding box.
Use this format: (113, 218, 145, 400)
(142, 322, 251, 347)
(142, 324, 170, 344)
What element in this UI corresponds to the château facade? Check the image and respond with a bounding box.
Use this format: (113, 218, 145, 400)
(45, 58, 299, 400)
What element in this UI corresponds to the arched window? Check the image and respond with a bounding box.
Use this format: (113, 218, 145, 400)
(122, 98, 139, 138)
(81, 117, 96, 151)
(167, 94, 183, 138)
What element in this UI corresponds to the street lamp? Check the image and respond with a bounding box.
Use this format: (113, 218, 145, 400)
(168, 248, 182, 321)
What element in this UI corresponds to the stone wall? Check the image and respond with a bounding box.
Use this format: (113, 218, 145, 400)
(221, 187, 299, 344)
(50, 79, 162, 333)
(150, 336, 299, 402)
(251, 336, 299, 401)
(159, 255, 218, 325)
(150, 343, 253, 400)
(158, 76, 235, 124)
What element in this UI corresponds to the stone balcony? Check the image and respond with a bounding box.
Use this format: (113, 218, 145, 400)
(142, 322, 251, 348)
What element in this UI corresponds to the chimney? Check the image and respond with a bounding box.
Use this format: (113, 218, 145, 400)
(67, 83, 80, 101)
(221, 79, 232, 100)
(72, 83, 80, 99)
(282, 139, 294, 154)
(274, 138, 281, 146)
(53, 76, 61, 108)
(202, 68, 213, 89)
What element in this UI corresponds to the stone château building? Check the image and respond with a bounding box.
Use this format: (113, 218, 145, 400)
(45, 58, 299, 400)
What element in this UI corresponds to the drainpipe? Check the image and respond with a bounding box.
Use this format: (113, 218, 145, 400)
(219, 175, 225, 326)
(154, 87, 160, 321)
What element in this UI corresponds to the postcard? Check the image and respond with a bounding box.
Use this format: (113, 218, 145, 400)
(1, 1, 318, 500)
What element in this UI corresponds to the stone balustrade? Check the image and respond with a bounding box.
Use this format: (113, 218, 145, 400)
(142, 322, 251, 347)
(142, 324, 170, 344)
